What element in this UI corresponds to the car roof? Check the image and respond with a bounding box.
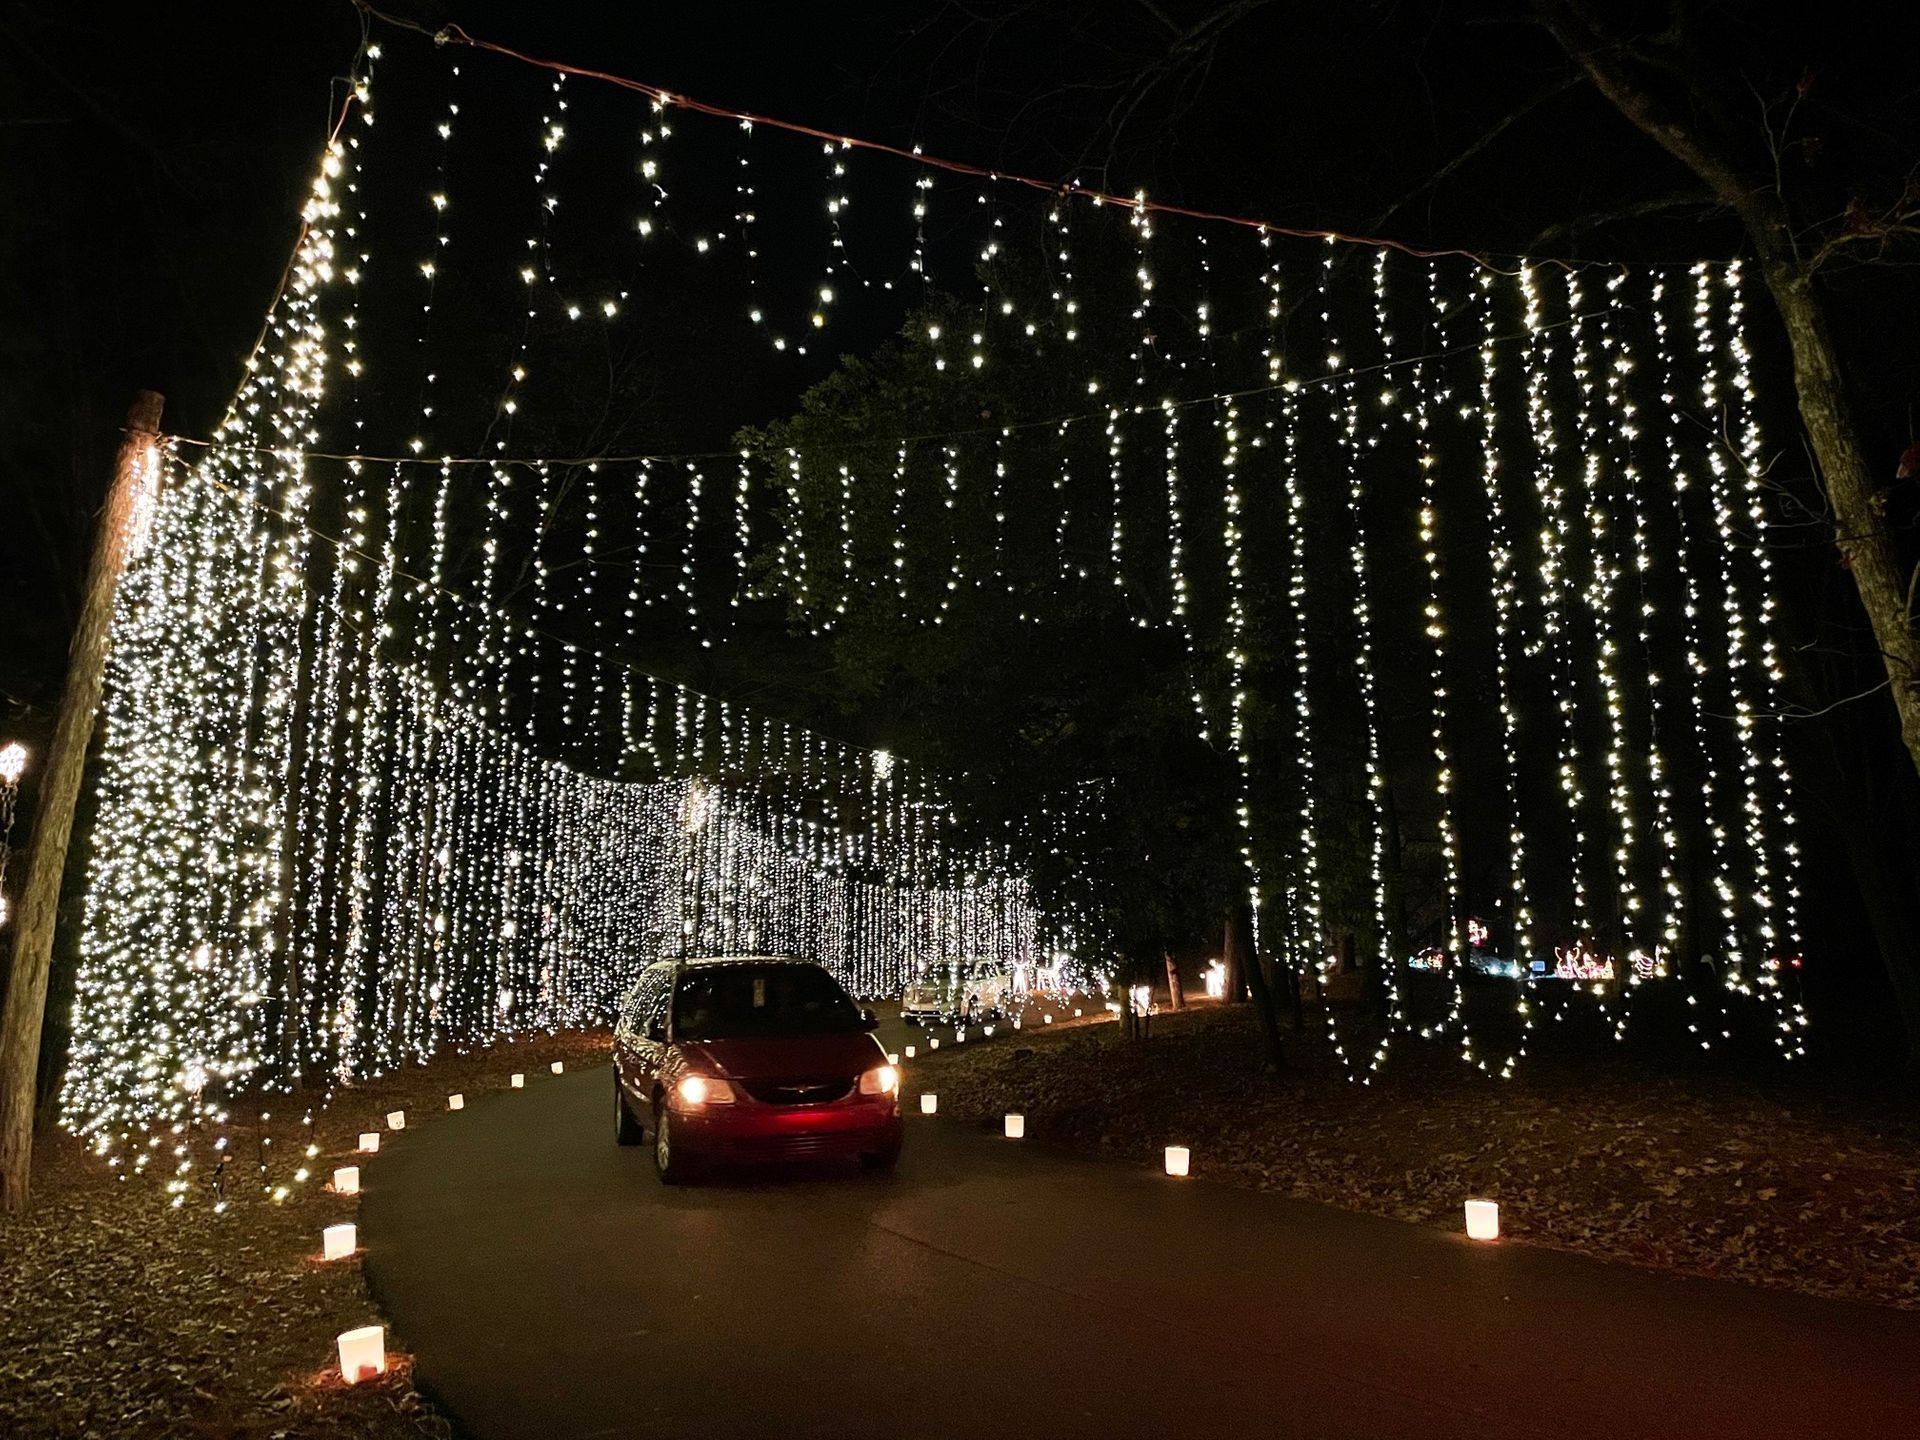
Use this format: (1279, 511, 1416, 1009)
(659, 953, 817, 969)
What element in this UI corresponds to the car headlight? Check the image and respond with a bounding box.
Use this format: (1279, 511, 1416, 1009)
(676, 1073, 737, 1107)
(858, 1064, 900, 1096)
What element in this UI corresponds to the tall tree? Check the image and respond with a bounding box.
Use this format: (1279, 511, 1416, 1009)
(1530, 0, 1919, 773)
(0, 394, 162, 1213)
(1529, 0, 1920, 1058)
(740, 279, 1277, 1053)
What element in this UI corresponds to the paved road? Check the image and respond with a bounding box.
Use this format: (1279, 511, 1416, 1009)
(362, 1029, 1920, 1440)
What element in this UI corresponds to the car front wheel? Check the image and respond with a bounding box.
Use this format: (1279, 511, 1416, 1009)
(653, 1105, 694, 1184)
(615, 1073, 644, 1146)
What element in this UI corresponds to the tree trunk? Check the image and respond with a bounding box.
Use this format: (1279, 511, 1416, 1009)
(1, 392, 163, 1214)
(1163, 949, 1185, 1010)
(1828, 786, 1920, 1074)
(1754, 260, 1920, 779)
(1226, 904, 1285, 1068)
(1221, 918, 1244, 1001)
(1382, 789, 1407, 1025)
(1819, 712, 1920, 1076)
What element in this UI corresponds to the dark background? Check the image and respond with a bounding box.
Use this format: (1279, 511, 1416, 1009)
(3, 0, 1916, 1065)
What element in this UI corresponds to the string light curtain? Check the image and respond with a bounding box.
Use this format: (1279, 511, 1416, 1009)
(66, 432, 1038, 1140)
(60, 51, 1038, 1143)
(66, 19, 1812, 1143)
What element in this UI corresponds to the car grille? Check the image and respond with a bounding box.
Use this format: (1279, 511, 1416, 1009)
(740, 1076, 852, 1106)
(747, 1132, 854, 1159)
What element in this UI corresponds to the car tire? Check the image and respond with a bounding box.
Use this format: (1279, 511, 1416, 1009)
(859, 1143, 901, 1174)
(614, 1073, 644, 1147)
(653, 1104, 694, 1185)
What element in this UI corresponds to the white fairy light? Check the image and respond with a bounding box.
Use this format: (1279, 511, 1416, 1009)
(1474, 270, 1536, 1078)
(682, 461, 707, 645)
(1724, 260, 1807, 1055)
(1277, 370, 1327, 1006)
(1162, 398, 1188, 621)
(1519, 263, 1596, 955)
(734, 118, 762, 331)
(1381, 251, 1468, 1057)
(888, 443, 910, 612)
(1566, 269, 1640, 1028)
(837, 461, 856, 615)
(910, 155, 933, 285)
(732, 450, 753, 609)
(1048, 195, 1080, 344)
(1692, 263, 1772, 1011)
(1600, 270, 1675, 1040)
(1651, 274, 1728, 1049)
(991, 430, 1010, 592)
(58, 42, 1814, 1150)
(1053, 419, 1075, 585)
(812, 140, 852, 339)
(1325, 239, 1397, 1080)
(1218, 377, 1268, 968)
(1105, 405, 1126, 591)
(939, 444, 963, 622)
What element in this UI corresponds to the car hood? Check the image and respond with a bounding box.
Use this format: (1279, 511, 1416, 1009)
(684, 1033, 884, 1080)
(902, 982, 946, 1003)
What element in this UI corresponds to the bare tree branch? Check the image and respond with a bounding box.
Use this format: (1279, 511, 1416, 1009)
(1527, 189, 1715, 252)
(1366, 72, 1585, 232)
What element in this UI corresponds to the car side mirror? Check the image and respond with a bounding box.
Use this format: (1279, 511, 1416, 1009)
(860, 1008, 879, 1031)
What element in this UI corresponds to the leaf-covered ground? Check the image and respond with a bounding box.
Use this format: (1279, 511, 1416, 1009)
(0, 1030, 612, 1440)
(915, 1002, 1920, 1309)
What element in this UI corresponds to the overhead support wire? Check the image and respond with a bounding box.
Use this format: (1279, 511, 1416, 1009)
(347, 0, 1676, 275)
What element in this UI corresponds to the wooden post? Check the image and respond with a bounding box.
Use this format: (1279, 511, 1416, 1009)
(1162, 949, 1185, 1010)
(0, 392, 163, 1213)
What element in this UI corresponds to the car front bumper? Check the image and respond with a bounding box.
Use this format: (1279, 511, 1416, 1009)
(672, 1096, 903, 1163)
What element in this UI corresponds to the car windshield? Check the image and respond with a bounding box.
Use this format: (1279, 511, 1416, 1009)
(672, 964, 863, 1041)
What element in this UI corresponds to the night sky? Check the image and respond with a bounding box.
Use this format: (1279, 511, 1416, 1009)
(8, 4, 1914, 453)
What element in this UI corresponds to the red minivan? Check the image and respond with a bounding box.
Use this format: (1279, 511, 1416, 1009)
(613, 955, 903, 1183)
